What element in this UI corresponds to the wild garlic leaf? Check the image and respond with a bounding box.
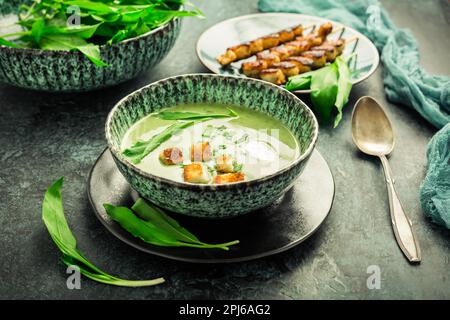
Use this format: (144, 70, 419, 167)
(120, 7, 155, 23)
(103, 204, 179, 246)
(2, 0, 203, 66)
(61, 255, 165, 287)
(40, 34, 108, 66)
(132, 198, 200, 243)
(42, 177, 164, 287)
(333, 56, 353, 128)
(310, 64, 339, 124)
(104, 201, 240, 250)
(0, 37, 21, 48)
(31, 18, 45, 44)
(122, 120, 196, 164)
(40, 34, 92, 49)
(91, 13, 121, 23)
(49, 23, 103, 39)
(285, 72, 312, 91)
(157, 108, 238, 121)
(64, 0, 116, 15)
(77, 44, 109, 66)
(123, 109, 238, 164)
(42, 177, 78, 253)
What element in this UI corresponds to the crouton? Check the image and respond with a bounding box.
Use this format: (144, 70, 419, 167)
(215, 155, 234, 173)
(159, 147, 183, 165)
(183, 163, 210, 184)
(214, 172, 245, 184)
(191, 142, 212, 162)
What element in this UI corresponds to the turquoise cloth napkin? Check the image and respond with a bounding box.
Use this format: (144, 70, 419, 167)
(258, 0, 450, 229)
(420, 123, 450, 229)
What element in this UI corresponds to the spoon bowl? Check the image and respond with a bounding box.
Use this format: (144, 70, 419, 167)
(351, 96, 395, 156)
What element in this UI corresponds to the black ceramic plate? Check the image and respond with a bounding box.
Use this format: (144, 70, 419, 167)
(87, 149, 334, 263)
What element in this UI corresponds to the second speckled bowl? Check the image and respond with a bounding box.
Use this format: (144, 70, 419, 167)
(0, 0, 181, 92)
(106, 74, 318, 218)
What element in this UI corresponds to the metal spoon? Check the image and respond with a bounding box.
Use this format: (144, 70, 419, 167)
(351, 96, 421, 263)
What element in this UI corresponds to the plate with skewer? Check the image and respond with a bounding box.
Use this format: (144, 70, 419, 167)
(196, 13, 379, 93)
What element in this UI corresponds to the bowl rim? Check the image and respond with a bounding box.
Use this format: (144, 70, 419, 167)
(0, 5, 181, 54)
(105, 73, 319, 190)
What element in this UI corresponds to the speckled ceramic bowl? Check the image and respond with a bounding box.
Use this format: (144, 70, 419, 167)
(0, 0, 181, 92)
(106, 74, 318, 218)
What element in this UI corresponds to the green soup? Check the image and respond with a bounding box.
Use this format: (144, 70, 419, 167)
(122, 104, 301, 183)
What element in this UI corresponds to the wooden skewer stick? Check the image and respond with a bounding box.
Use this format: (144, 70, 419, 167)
(302, 23, 316, 30)
(344, 36, 359, 44)
(329, 26, 345, 36)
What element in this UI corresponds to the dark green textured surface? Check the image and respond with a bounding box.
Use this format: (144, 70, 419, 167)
(0, 0, 449, 299)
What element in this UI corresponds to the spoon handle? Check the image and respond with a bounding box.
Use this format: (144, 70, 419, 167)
(379, 155, 421, 263)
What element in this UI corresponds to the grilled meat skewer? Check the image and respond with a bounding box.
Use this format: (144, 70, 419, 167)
(284, 56, 314, 74)
(217, 23, 309, 66)
(245, 37, 351, 83)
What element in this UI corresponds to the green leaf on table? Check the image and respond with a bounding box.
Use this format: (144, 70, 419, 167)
(334, 56, 353, 128)
(42, 177, 164, 287)
(42, 177, 78, 256)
